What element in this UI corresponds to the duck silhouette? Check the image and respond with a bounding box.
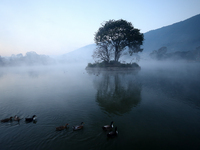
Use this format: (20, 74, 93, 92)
(102, 121, 114, 131)
(56, 123, 69, 131)
(72, 122, 84, 131)
(107, 127, 118, 138)
(1, 117, 13, 122)
(14, 115, 22, 122)
(25, 115, 37, 122)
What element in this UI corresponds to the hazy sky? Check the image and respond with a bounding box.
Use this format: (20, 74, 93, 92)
(0, 0, 200, 56)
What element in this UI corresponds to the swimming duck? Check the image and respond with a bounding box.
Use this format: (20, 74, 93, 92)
(56, 123, 69, 131)
(25, 115, 37, 122)
(14, 115, 22, 122)
(107, 127, 118, 138)
(72, 122, 84, 131)
(1, 117, 13, 122)
(102, 121, 114, 131)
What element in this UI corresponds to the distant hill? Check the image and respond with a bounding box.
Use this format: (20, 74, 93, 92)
(60, 44, 96, 63)
(143, 14, 200, 53)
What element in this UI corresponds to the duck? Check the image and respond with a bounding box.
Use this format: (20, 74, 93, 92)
(107, 127, 118, 138)
(14, 115, 22, 122)
(1, 117, 13, 122)
(56, 123, 69, 131)
(102, 121, 114, 131)
(25, 115, 37, 122)
(72, 122, 84, 131)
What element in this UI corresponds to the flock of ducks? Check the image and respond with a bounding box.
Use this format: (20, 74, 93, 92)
(1, 115, 36, 123)
(1, 116, 118, 138)
(56, 122, 85, 131)
(102, 121, 118, 137)
(56, 121, 118, 138)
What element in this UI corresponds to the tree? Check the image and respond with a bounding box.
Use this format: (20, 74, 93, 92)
(149, 47, 167, 60)
(92, 42, 114, 63)
(94, 19, 144, 62)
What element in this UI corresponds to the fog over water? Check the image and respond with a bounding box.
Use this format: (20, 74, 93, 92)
(0, 60, 200, 150)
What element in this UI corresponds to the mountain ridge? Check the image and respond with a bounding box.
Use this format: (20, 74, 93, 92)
(143, 14, 200, 53)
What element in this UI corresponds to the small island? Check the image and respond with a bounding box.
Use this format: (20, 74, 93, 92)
(86, 60, 141, 71)
(86, 19, 144, 70)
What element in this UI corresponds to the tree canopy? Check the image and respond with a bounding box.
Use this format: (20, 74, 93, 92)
(93, 19, 144, 62)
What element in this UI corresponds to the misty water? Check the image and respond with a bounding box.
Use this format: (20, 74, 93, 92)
(0, 61, 200, 150)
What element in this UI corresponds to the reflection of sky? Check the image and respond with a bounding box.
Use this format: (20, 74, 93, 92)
(139, 61, 200, 108)
(1, 0, 200, 56)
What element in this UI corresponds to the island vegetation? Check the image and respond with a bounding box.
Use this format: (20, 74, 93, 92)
(87, 60, 140, 68)
(86, 19, 144, 69)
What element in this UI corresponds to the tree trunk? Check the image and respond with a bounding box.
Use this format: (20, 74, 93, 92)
(114, 46, 119, 62)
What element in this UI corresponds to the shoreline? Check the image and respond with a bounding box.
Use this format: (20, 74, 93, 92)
(85, 66, 141, 71)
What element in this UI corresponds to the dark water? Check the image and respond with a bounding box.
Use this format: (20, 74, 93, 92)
(0, 62, 200, 150)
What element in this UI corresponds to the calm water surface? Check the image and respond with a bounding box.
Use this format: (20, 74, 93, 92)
(0, 62, 200, 150)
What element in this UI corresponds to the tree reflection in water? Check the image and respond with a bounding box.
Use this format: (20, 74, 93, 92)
(87, 69, 141, 115)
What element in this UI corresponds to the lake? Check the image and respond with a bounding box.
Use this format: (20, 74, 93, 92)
(0, 61, 200, 150)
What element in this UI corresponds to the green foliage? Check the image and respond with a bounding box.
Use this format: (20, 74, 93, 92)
(94, 19, 144, 62)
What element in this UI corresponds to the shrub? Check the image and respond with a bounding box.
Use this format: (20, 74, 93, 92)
(87, 61, 139, 68)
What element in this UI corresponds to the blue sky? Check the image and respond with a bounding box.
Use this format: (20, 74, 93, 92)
(0, 0, 200, 56)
